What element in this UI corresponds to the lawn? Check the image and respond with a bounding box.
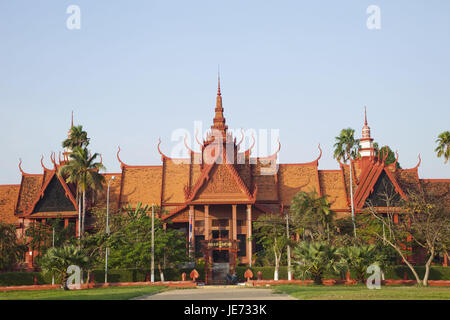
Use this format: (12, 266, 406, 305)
(0, 285, 167, 300)
(273, 284, 450, 300)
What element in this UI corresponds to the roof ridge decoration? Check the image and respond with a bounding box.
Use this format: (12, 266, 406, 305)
(391, 150, 399, 171)
(242, 133, 256, 157)
(117, 146, 128, 168)
(257, 140, 281, 160)
(195, 130, 204, 150)
(236, 128, 245, 150)
(40, 155, 52, 171)
(18, 159, 28, 175)
(184, 133, 197, 155)
(50, 152, 57, 169)
(184, 149, 256, 203)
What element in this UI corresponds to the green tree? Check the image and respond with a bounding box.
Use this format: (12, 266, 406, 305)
(62, 125, 90, 150)
(338, 244, 381, 283)
(59, 146, 106, 239)
(0, 222, 27, 271)
(435, 131, 450, 164)
(253, 214, 290, 280)
(333, 128, 360, 238)
(39, 245, 89, 290)
(290, 190, 334, 241)
(25, 218, 72, 261)
(108, 205, 187, 281)
(362, 186, 450, 287)
(293, 241, 342, 284)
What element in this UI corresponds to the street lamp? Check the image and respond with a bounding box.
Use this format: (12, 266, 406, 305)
(151, 204, 155, 283)
(285, 212, 292, 281)
(105, 175, 115, 283)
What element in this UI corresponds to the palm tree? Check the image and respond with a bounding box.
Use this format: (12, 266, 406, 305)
(293, 241, 342, 284)
(333, 128, 360, 238)
(39, 245, 89, 290)
(338, 245, 380, 283)
(435, 131, 450, 164)
(290, 190, 334, 241)
(62, 125, 90, 150)
(59, 147, 106, 239)
(123, 202, 150, 220)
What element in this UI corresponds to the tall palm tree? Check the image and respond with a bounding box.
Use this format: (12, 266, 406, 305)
(59, 147, 106, 239)
(333, 128, 360, 238)
(62, 125, 90, 150)
(435, 131, 450, 164)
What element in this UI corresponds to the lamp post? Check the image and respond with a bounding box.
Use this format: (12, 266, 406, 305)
(151, 204, 155, 283)
(285, 212, 292, 281)
(105, 176, 115, 283)
(52, 227, 55, 285)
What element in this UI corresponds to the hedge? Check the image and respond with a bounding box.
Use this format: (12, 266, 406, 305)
(0, 265, 448, 286)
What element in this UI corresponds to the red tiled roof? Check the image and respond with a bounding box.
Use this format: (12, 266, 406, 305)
(0, 185, 20, 225)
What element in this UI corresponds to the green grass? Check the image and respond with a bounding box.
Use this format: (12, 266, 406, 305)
(0, 285, 167, 300)
(272, 284, 450, 300)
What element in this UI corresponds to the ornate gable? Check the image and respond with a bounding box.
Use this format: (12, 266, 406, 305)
(29, 173, 78, 216)
(190, 163, 255, 203)
(364, 170, 403, 207)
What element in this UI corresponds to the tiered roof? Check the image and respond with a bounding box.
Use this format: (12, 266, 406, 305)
(0, 83, 449, 226)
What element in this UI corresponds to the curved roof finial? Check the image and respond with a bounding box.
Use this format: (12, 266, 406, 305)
(50, 152, 57, 168)
(392, 150, 399, 168)
(99, 153, 103, 165)
(243, 133, 256, 156)
(382, 148, 389, 164)
(315, 144, 323, 162)
(157, 138, 169, 160)
(236, 128, 244, 149)
(413, 154, 421, 170)
(41, 155, 51, 171)
(117, 146, 126, 167)
(18, 158, 28, 175)
(195, 130, 204, 149)
(184, 134, 195, 154)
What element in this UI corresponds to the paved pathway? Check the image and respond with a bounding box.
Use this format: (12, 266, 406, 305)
(134, 286, 296, 300)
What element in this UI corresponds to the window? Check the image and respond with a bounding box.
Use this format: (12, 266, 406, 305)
(237, 234, 246, 257)
(194, 235, 205, 257)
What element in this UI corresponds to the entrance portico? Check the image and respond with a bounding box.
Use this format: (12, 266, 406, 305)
(190, 204, 253, 278)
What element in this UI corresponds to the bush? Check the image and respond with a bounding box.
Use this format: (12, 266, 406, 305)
(0, 265, 448, 286)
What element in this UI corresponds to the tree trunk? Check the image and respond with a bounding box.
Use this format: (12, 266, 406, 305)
(391, 243, 422, 285)
(158, 263, 164, 282)
(349, 160, 356, 238)
(273, 248, 279, 281)
(423, 251, 435, 287)
(78, 194, 82, 240)
(82, 190, 86, 239)
(62, 272, 69, 290)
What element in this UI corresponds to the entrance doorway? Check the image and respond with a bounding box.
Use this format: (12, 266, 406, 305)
(212, 250, 230, 283)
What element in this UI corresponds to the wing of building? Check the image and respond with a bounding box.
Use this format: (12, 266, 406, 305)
(1, 80, 449, 270)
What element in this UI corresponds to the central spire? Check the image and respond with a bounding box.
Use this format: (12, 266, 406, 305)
(211, 71, 227, 135)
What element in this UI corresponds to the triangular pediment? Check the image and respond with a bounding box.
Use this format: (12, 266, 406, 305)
(31, 174, 77, 214)
(363, 170, 403, 207)
(191, 163, 252, 202)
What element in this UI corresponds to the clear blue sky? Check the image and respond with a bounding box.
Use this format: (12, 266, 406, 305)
(0, 0, 449, 184)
